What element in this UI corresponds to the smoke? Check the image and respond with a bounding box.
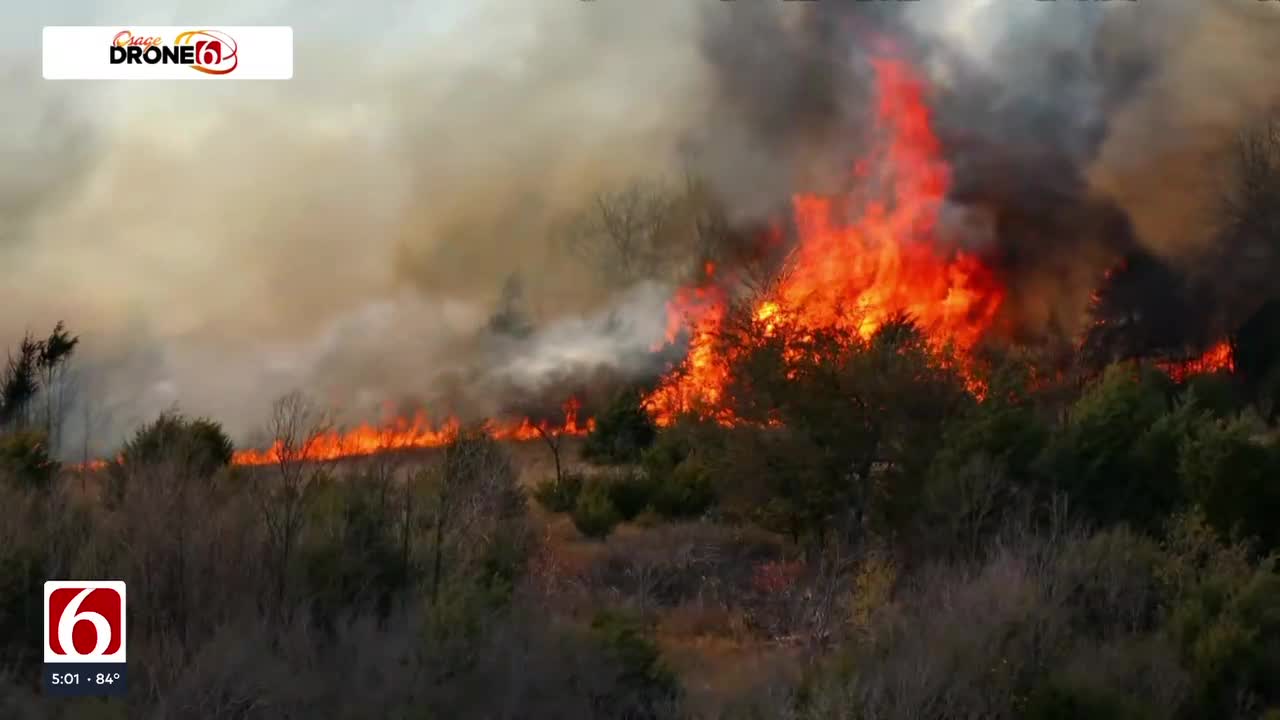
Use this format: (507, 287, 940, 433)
(4, 0, 1279, 454)
(1, 1, 703, 453)
(692, 0, 1280, 340)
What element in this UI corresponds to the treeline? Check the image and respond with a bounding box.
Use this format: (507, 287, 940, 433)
(543, 308, 1280, 719)
(1, 390, 687, 719)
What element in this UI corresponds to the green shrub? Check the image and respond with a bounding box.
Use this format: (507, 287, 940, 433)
(0, 431, 58, 490)
(1039, 363, 1190, 530)
(636, 429, 715, 519)
(116, 412, 233, 478)
(1161, 513, 1280, 716)
(607, 471, 657, 521)
(1179, 417, 1280, 550)
(572, 481, 621, 539)
(301, 478, 406, 629)
(1182, 373, 1244, 418)
(929, 360, 1048, 488)
(640, 429, 692, 482)
(1023, 680, 1154, 720)
(533, 470, 585, 513)
(589, 610, 681, 717)
(650, 460, 715, 519)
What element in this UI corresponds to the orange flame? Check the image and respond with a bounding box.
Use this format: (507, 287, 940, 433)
(644, 58, 1004, 425)
(231, 398, 593, 466)
(72, 458, 112, 472)
(1157, 341, 1235, 383)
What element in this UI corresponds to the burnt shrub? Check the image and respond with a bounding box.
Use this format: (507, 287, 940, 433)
(583, 386, 657, 465)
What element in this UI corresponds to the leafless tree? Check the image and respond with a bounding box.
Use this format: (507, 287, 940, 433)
(1221, 118, 1280, 243)
(678, 170, 734, 270)
(356, 424, 409, 515)
(427, 428, 524, 607)
(533, 423, 566, 488)
(256, 391, 333, 620)
(564, 179, 678, 285)
(1211, 116, 1280, 314)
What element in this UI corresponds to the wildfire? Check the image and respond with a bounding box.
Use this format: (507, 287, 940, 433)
(1158, 341, 1236, 384)
(644, 58, 1005, 425)
(73, 458, 111, 472)
(69, 402, 593, 470)
(229, 398, 592, 466)
(69, 58, 1243, 473)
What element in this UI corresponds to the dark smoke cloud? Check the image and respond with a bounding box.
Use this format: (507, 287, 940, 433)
(692, 0, 1280, 345)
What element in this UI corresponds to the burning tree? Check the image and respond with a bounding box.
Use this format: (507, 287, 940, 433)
(710, 308, 971, 546)
(645, 58, 1004, 428)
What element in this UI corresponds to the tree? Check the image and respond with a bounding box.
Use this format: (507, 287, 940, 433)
(532, 399, 583, 491)
(105, 411, 237, 651)
(714, 308, 970, 546)
(428, 428, 526, 605)
(1218, 116, 1280, 420)
(673, 171, 734, 271)
(255, 391, 333, 620)
(0, 333, 41, 431)
(1234, 298, 1280, 421)
(920, 354, 1049, 556)
(563, 179, 678, 285)
(36, 322, 78, 449)
(1161, 512, 1280, 717)
(0, 431, 58, 491)
(1038, 363, 1190, 531)
(1178, 416, 1280, 551)
(1219, 118, 1280, 273)
(487, 272, 535, 340)
(115, 411, 234, 481)
(1, 323, 79, 450)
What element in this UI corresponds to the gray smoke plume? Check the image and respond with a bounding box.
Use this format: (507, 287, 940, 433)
(1, 1, 702, 454)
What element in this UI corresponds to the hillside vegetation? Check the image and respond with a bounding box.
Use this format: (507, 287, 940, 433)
(3, 306, 1280, 719)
